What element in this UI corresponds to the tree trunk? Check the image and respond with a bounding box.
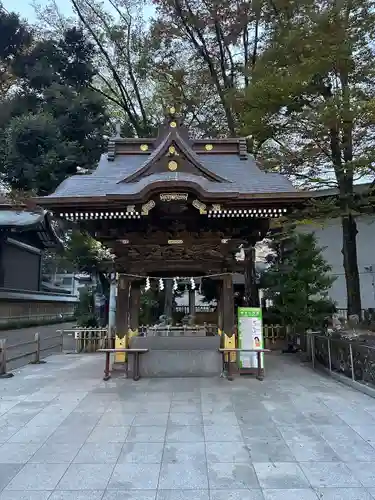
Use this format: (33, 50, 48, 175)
(243, 246, 260, 307)
(164, 278, 173, 322)
(341, 214, 362, 316)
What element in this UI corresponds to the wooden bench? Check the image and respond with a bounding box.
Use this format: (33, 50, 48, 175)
(97, 348, 149, 381)
(219, 348, 271, 381)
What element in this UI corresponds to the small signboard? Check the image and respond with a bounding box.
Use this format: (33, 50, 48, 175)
(237, 307, 264, 369)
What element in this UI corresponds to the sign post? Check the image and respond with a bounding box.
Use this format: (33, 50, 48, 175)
(237, 307, 264, 370)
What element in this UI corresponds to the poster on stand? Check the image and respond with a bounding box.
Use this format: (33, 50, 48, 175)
(237, 307, 264, 369)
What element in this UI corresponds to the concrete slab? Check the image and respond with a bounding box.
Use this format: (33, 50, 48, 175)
(0, 352, 375, 498)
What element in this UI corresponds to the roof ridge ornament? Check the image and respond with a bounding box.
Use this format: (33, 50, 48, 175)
(119, 116, 228, 183)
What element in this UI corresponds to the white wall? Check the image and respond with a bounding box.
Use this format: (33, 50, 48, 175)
(298, 215, 375, 309)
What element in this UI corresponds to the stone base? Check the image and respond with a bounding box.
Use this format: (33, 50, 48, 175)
(129, 336, 222, 377)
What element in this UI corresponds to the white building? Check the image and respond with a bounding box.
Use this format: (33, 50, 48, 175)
(298, 215, 375, 310)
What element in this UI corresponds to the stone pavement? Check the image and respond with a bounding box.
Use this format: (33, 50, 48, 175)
(1, 353, 375, 499)
(1, 322, 75, 371)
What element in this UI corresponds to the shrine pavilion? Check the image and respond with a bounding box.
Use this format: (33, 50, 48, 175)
(38, 108, 308, 375)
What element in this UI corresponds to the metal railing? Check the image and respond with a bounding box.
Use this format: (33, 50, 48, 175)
(0, 332, 63, 377)
(306, 332, 375, 388)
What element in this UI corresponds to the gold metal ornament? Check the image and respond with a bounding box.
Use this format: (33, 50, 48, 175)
(169, 106, 176, 114)
(205, 144, 213, 151)
(169, 146, 176, 154)
(170, 121, 177, 128)
(140, 144, 149, 151)
(168, 160, 178, 171)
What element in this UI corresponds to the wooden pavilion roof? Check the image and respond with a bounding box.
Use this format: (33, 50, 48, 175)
(37, 108, 308, 210)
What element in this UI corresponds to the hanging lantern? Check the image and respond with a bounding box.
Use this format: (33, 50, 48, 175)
(145, 276, 151, 291)
(159, 278, 164, 291)
(173, 277, 178, 291)
(190, 277, 196, 290)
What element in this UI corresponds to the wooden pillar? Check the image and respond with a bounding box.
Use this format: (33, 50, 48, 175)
(217, 281, 224, 333)
(108, 272, 117, 341)
(115, 276, 130, 338)
(223, 273, 234, 337)
(130, 282, 141, 332)
(188, 288, 196, 324)
(244, 245, 260, 307)
(164, 278, 173, 322)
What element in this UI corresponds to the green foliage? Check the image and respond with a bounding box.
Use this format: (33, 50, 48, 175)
(60, 230, 114, 275)
(0, 7, 32, 96)
(261, 231, 336, 331)
(239, 0, 375, 315)
(76, 287, 98, 328)
(0, 23, 108, 195)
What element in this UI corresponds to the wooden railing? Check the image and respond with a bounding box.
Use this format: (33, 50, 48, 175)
(0, 332, 63, 377)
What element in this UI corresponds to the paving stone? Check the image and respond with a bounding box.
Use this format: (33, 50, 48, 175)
(103, 491, 157, 500)
(0, 492, 52, 500)
(204, 425, 243, 442)
(98, 412, 135, 426)
(205, 442, 251, 463)
(345, 462, 375, 487)
(60, 412, 102, 427)
(157, 491, 209, 500)
(253, 462, 310, 489)
(317, 426, 375, 462)
(108, 463, 161, 489)
(73, 442, 123, 463)
(4, 463, 69, 491)
(168, 413, 202, 426)
(5, 350, 375, 500)
(0, 427, 19, 443)
(87, 425, 130, 442)
(137, 403, 171, 414)
(278, 426, 339, 462)
(118, 442, 164, 464)
(48, 492, 105, 500)
(126, 425, 167, 442)
(166, 424, 204, 442)
(207, 463, 259, 489)
(29, 440, 82, 463)
(7, 426, 55, 444)
(159, 462, 208, 489)
(209, 490, 264, 500)
(314, 488, 374, 499)
(169, 401, 202, 414)
(0, 464, 24, 491)
(202, 412, 238, 426)
(56, 463, 114, 490)
(300, 462, 362, 488)
(245, 437, 295, 462)
(133, 413, 169, 426)
(351, 425, 375, 446)
(263, 489, 318, 500)
(0, 443, 42, 463)
(0, 411, 40, 428)
(163, 442, 206, 463)
(48, 425, 93, 445)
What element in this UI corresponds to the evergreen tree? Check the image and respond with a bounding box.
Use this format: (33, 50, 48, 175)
(261, 231, 336, 332)
(240, 0, 375, 316)
(0, 26, 108, 195)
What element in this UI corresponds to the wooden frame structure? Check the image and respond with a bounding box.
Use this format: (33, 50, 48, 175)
(37, 108, 308, 339)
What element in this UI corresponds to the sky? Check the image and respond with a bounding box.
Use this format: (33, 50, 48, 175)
(2, 0, 73, 21)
